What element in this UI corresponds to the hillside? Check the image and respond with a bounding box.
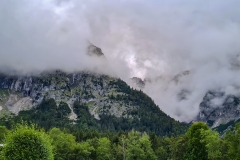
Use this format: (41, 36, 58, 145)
(0, 70, 187, 136)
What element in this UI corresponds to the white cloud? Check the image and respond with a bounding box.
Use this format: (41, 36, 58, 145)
(1, 0, 240, 121)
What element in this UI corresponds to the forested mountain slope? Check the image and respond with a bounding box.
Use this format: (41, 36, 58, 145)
(0, 70, 187, 136)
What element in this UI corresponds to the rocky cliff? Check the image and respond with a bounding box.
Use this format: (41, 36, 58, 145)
(0, 70, 188, 136)
(197, 91, 240, 128)
(0, 71, 139, 120)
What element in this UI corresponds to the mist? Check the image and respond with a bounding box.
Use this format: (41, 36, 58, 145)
(1, 0, 240, 121)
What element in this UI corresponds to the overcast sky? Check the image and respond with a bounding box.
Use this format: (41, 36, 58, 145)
(1, 0, 240, 121)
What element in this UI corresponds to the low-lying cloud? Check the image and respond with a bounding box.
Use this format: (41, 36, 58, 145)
(1, 0, 240, 121)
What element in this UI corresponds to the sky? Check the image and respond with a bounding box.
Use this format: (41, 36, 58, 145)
(1, 0, 240, 121)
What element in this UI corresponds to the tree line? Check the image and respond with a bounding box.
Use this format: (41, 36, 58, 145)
(1, 122, 240, 160)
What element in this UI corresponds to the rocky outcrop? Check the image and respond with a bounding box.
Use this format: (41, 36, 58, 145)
(5, 95, 33, 114)
(197, 91, 240, 128)
(0, 71, 138, 119)
(87, 43, 105, 57)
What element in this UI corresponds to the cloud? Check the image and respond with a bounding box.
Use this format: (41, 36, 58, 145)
(1, 0, 240, 121)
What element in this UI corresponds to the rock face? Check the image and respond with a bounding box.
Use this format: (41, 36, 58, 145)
(5, 95, 33, 114)
(197, 91, 240, 128)
(0, 71, 139, 119)
(87, 44, 105, 57)
(0, 70, 189, 136)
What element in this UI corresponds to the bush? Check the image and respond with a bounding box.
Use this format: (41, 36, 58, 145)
(2, 124, 54, 160)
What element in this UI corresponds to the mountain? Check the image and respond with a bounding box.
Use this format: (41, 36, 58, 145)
(130, 70, 240, 130)
(197, 91, 240, 129)
(0, 70, 187, 136)
(87, 43, 105, 57)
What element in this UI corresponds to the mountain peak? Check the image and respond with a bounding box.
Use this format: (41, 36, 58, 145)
(87, 43, 105, 57)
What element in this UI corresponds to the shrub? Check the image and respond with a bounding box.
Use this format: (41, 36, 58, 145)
(2, 124, 53, 160)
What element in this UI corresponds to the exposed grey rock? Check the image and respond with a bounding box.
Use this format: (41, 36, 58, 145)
(0, 71, 139, 120)
(197, 91, 240, 128)
(87, 43, 105, 57)
(6, 95, 33, 114)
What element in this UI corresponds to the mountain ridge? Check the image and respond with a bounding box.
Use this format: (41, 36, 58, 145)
(0, 70, 188, 136)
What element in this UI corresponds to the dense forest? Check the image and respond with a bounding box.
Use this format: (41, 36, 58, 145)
(0, 97, 187, 141)
(1, 122, 240, 160)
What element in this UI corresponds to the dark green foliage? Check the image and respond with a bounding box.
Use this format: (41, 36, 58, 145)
(0, 126, 8, 143)
(73, 101, 100, 129)
(223, 123, 240, 159)
(214, 118, 240, 134)
(2, 122, 240, 160)
(2, 124, 53, 160)
(185, 122, 209, 160)
(103, 79, 188, 136)
(12, 99, 72, 130)
(57, 101, 71, 118)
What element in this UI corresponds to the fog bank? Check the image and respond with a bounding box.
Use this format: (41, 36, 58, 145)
(1, 0, 240, 121)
